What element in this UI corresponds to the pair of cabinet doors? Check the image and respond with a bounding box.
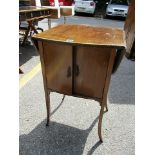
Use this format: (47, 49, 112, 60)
(42, 42, 114, 100)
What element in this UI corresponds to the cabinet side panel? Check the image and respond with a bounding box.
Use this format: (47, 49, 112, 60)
(74, 47, 111, 99)
(42, 42, 72, 95)
(124, 0, 135, 55)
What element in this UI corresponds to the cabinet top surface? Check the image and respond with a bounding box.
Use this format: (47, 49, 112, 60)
(32, 24, 126, 48)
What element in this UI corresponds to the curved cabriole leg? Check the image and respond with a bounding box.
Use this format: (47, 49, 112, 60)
(98, 99, 108, 142)
(45, 90, 50, 126)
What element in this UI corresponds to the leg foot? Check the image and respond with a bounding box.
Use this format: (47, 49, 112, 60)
(98, 108, 104, 142)
(19, 67, 24, 74)
(105, 105, 108, 112)
(45, 90, 50, 127)
(46, 119, 50, 126)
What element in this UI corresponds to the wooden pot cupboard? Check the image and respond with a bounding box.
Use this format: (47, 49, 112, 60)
(32, 0, 134, 143)
(32, 24, 125, 142)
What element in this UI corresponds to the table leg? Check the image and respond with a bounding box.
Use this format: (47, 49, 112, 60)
(98, 50, 116, 142)
(48, 18, 52, 29)
(29, 21, 38, 34)
(98, 99, 108, 142)
(45, 89, 51, 126)
(21, 24, 31, 46)
(64, 16, 66, 24)
(21, 21, 39, 46)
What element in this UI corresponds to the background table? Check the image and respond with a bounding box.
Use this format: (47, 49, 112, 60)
(19, 6, 53, 45)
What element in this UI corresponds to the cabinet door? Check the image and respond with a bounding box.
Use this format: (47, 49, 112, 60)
(74, 46, 112, 99)
(42, 42, 72, 95)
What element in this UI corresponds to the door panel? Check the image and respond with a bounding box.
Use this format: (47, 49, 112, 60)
(74, 46, 112, 99)
(43, 42, 72, 95)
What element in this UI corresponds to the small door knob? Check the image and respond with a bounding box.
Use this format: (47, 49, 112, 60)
(67, 66, 71, 78)
(75, 65, 79, 76)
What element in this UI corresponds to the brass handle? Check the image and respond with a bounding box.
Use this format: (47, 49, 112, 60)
(75, 65, 79, 76)
(67, 66, 71, 78)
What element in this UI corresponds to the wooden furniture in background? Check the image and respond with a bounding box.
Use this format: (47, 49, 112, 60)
(40, 0, 60, 28)
(60, 6, 75, 24)
(19, 5, 53, 73)
(19, 6, 53, 45)
(124, 0, 135, 60)
(112, 0, 135, 73)
(19, 0, 34, 6)
(40, 0, 50, 6)
(32, 24, 126, 142)
(40, 0, 74, 27)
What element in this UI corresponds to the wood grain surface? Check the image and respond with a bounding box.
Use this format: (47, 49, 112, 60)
(32, 24, 126, 48)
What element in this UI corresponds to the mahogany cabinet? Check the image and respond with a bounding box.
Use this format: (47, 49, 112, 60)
(32, 24, 126, 141)
(41, 42, 115, 99)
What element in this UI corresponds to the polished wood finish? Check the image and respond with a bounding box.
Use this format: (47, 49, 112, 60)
(74, 46, 112, 99)
(33, 24, 126, 48)
(42, 42, 72, 95)
(32, 24, 125, 142)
